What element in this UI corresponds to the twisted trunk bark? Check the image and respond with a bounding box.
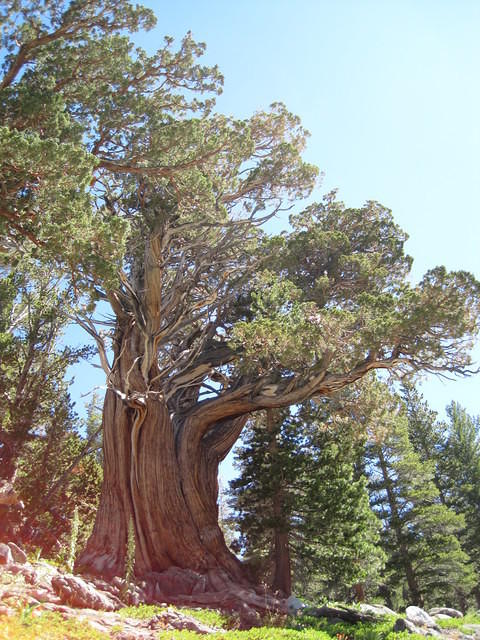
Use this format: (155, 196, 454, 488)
(76, 321, 246, 594)
(77, 388, 245, 581)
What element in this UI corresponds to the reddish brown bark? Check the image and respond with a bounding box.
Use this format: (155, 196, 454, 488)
(76, 387, 245, 584)
(76, 321, 248, 592)
(272, 530, 292, 597)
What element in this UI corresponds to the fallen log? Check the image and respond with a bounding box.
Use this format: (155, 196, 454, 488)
(303, 605, 377, 624)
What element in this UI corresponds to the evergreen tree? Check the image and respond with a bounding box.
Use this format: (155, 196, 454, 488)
(3, 2, 480, 598)
(17, 414, 103, 557)
(401, 387, 480, 606)
(441, 403, 480, 606)
(365, 384, 474, 610)
(0, 259, 101, 549)
(230, 401, 382, 600)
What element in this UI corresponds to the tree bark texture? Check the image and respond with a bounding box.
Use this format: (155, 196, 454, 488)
(76, 322, 246, 594)
(272, 530, 291, 597)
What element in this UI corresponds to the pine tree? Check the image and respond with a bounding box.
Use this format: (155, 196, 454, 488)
(0, 259, 102, 551)
(230, 401, 382, 600)
(365, 384, 474, 610)
(401, 388, 480, 606)
(441, 403, 480, 606)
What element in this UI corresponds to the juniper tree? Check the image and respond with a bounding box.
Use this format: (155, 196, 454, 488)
(2, 1, 480, 606)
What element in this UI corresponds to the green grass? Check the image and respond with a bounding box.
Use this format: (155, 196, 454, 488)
(156, 628, 332, 640)
(118, 604, 456, 640)
(118, 602, 233, 628)
(435, 612, 480, 634)
(5, 599, 478, 640)
(290, 614, 425, 640)
(0, 610, 110, 640)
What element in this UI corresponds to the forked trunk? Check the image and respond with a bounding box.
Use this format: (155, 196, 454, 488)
(76, 321, 246, 595)
(77, 322, 293, 617)
(77, 388, 244, 584)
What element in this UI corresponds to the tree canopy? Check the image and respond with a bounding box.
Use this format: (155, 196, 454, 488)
(2, 0, 480, 604)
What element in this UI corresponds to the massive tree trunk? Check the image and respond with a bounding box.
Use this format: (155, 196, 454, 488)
(76, 321, 247, 595)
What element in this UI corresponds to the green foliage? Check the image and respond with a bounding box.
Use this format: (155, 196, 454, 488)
(400, 388, 480, 606)
(0, 259, 102, 551)
(440, 402, 480, 603)
(235, 194, 480, 382)
(0, 610, 109, 640)
(14, 415, 103, 556)
(364, 383, 475, 609)
(230, 400, 383, 599)
(118, 603, 232, 628)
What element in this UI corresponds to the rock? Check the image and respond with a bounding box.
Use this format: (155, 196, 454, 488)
(463, 624, 480, 640)
(7, 541, 27, 564)
(395, 618, 422, 634)
(359, 603, 397, 617)
(304, 605, 377, 624)
(51, 574, 121, 611)
(287, 595, 306, 616)
(29, 587, 63, 604)
(0, 543, 13, 565)
(406, 606, 439, 629)
(5, 562, 38, 584)
(394, 618, 441, 636)
(429, 607, 463, 618)
(0, 605, 14, 616)
(433, 614, 453, 620)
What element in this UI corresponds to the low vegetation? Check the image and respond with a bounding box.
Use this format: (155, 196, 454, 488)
(0, 610, 109, 640)
(4, 601, 480, 640)
(118, 603, 233, 628)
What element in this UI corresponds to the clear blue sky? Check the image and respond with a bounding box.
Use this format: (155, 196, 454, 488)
(68, 1, 480, 437)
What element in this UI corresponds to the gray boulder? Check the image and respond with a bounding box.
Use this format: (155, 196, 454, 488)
(360, 603, 397, 617)
(463, 624, 480, 640)
(395, 618, 425, 634)
(406, 605, 439, 629)
(287, 595, 306, 616)
(0, 543, 13, 564)
(429, 607, 463, 618)
(51, 574, 122, 611)
(7, 541, 27, 564)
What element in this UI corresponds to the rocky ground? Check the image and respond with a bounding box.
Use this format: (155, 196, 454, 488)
(358, 604, 480, 639)
(1, 540, 480, 639)
(0, 541, 229, 638)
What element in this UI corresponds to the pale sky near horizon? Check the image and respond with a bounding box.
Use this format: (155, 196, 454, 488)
(66, 1, 480, 458)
